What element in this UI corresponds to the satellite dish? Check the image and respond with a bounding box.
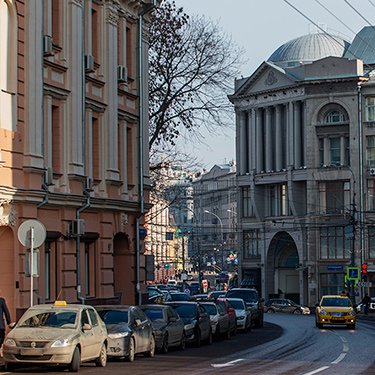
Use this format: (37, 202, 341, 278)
(17, 219, 47, 248)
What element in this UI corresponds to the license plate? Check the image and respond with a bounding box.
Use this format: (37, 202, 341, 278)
(20, 348, 44, 356)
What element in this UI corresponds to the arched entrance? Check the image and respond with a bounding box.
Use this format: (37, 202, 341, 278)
(113, 233, 134, 305)
(266, 231, 300, 303)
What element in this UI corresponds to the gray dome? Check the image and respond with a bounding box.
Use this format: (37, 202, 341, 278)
(268, 33, 350, 68)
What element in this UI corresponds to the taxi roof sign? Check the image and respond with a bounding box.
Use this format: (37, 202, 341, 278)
(54, 300, 67, 306)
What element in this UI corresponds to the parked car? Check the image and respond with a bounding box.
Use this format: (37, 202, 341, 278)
(207, 290, 226, 300)
(264, 298, 310, 315)
(188, 282, 201, 295)
(200, 301, 231, 340)
(165, 292, 194, 302)
(225, 288, 264, 328)
(315, 295, 356, 329)
(147, 286, 164, 304)
(3, 301, 108, 372)
(215, 298, 237, 335)
(226, 298, 252, 332)
(167, 279, 178, 287)
(96, 305, 155, 362)
(140, 305, 185, 353)
(194, 294, 209, 301)
(165, 301, 212, 347)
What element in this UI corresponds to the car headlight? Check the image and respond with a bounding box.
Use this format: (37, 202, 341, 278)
(185, 323, 195, 331)
(5, 338, 16, 347)
(108, 332, 130, 339)
(319, 309, 328, 316)
(51, 338, 70, 348)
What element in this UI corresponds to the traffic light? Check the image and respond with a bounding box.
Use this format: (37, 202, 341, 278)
(361, 263, 368, 281)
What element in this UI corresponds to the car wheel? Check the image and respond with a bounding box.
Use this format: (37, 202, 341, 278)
(161, 334, 169, 354)
(293, 309, 302, 315)
(225, 326, 231, 340)
(125, 337, 135, 362)
(145, 335, 155, 358)
(69, 347, 80, 372)
(180, 332, 186, 350)
(247, 319, 252, 332)
(266, 308, 275, 313)
(195, 329, 201, 347)
(95, 343, 107, 367)
(315, 320, 323, 329)
(5, 363, 16, 372)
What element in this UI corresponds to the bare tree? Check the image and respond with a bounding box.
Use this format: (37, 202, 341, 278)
(149, 0, 244, 150)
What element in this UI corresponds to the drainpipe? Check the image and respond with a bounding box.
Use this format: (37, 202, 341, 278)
(76, 188, 91, 304)
(37, 183, 49, 208)
(136, 1, 157, 305)
(357, 83, 364, 265)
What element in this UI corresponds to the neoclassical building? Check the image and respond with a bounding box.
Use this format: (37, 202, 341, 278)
(0, 0, 154, 319)
(229, 28, 375, 305)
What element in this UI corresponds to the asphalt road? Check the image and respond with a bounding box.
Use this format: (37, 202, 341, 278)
(2, 314, 375, 375)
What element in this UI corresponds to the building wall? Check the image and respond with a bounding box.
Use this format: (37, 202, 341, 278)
(0, 0, 153, 319)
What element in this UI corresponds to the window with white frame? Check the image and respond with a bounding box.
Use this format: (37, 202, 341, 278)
(324, 110, 345, 124)
(367, 179, 375, 211)
(366, 135, 375, 167)
(330, 138, 341, 165)
(319, 181, 351, 214)
(365, 96, 375, 122)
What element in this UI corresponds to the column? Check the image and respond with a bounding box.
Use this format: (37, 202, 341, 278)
(294, 101, 302, 168)
(105, 2, 119, 180)
(250, 109, 256, 171)
(275, 105, 283, 171)
(286, 102, 293, 167)
(256, 108, 263, 173)
(239, 111, 247, 175)
(265, 107, 272, 172)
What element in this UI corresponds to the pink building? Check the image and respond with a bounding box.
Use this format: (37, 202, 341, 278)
(0, 0, 154, 319)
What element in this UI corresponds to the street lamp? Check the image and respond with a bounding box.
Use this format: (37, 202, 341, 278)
(204, 210, 224, 269)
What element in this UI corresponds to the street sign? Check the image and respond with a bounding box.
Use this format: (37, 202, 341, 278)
(357, 281, 372, 287)
(346, 266, 360, 281)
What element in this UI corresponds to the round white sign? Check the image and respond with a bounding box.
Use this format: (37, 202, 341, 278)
(18, 219, 47, 248)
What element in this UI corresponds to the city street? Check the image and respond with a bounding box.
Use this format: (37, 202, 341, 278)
(2, 314, 375, 375)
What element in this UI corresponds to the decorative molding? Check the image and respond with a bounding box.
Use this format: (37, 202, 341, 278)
(106, 2, 119, 26)
(0, 200, 16, 226)
(265, 71, 278, 86)
(70, 0, 83, 7)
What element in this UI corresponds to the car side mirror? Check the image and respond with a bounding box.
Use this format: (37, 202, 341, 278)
(199, 313, 207, 318)
(82, 323, 92, 331)
(135, 319, 142, 327)
(169, 316, 177, 323)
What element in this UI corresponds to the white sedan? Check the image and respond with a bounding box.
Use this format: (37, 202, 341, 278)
(226, 298, 252, 332)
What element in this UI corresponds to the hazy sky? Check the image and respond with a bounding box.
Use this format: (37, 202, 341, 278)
(173, 0, 374, 169)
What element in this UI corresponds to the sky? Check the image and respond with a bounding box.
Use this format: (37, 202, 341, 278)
(173, 0, 375, 169)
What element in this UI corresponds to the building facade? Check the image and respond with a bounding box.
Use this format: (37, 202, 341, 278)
(192, 164, 238, 274)
(229, 29, 375, 305)
(0, 0, 154, 319)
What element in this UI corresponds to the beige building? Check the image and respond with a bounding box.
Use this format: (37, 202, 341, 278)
(0, 0, 154, 319)
(229, 29, 375, 305)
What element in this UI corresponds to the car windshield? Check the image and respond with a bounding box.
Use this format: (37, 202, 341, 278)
(321, 298, 351, 307)
(228, 300, 245, 309)
(202, 304, 217, 315)
(19, 311, 77, 328)
(142, 308, 165, 322)
(98, 310, 129, 324)
(226, 290, 258, 303)
(173, 304, 195, 318)
(170, 293, 191, 301)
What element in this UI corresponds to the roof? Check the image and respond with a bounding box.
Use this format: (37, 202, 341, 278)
(344, 26, 375, 65)
(268, 33, 350, 68)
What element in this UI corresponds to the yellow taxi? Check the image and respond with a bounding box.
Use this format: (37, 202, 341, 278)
(315, 294, 356, 329)
(3, 301, 108, 372)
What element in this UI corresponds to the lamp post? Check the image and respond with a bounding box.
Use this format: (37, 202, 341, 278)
(204, 210, 224, 269)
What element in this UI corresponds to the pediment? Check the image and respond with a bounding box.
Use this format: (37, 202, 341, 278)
(234, 61, 298, 97)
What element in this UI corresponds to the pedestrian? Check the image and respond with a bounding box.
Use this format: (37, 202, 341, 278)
(0, 293, 12, 357)
(361, 294, 371, 315)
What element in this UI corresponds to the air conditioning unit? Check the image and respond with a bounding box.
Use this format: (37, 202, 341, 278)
(369, 167, 375, 176)
(43, 35, 53, 56)
(69, 219, 85, 236)
(85, 54, 95, 73)
(117, 65, 128, 83)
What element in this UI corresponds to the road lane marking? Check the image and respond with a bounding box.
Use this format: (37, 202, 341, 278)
(302, 366, 330, 375)
(211, 359, 244, 368)
(331, 353, 347, 364)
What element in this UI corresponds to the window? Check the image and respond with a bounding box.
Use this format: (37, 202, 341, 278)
(84, 242, 96, 297)
(319, 138, 324, 167)
(366, 136, 375, 167)
(330, 138, 341, 165)
(320, 226, 351, 259)
(367, 180, 375, 211)
(319, 181, 351, 215)
(368, 226, 375, 259)
(267, 184, 288, 217)
(44, 240, 59, 302)
(365, 97, 375, 122)
(242, 187, 253, 218)
(324, 110, 345, 124)
(320, 273, 345, 295)
(88, 309, 98, 326)
(243, 230, 260, 258)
